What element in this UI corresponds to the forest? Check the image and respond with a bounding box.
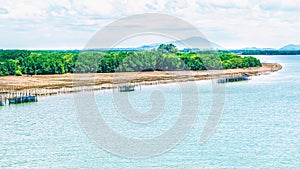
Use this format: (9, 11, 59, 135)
(0, 44, 262, 76)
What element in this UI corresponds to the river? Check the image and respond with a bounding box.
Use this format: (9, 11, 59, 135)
(0, 55, 299, 168)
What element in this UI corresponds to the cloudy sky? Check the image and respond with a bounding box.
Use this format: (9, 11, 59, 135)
(0, 0, 299, 49)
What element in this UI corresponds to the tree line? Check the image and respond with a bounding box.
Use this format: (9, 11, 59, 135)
(0, 44, 262, 76)
(229, 50, 300, 55)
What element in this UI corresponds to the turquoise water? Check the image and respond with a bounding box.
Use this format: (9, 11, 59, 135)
(0, 55, 299, 168)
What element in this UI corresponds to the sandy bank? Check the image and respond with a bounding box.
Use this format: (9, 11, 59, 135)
(0, 63, 282, 94)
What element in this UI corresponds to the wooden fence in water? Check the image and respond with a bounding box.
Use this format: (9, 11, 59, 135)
(0, 72, 256, 106)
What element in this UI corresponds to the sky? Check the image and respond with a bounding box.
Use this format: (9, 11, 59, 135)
(0, 0, 299, 49)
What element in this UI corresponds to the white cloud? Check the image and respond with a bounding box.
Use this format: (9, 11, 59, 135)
(197, 0, 253, 9)
(259, 0, 300, 11)
(0, 0, 299, 49)
(70, 0, 117, 17)
(0, 7, 8, 14)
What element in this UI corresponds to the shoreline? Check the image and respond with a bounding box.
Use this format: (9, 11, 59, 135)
(0, 63, 282, 95)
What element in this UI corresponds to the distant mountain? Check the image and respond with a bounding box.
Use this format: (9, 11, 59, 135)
(241, 47, 276, 50)
(170, 36, 222, 50)
(137, 43, 161, 50)
(279, 44, 300, 50)
(136, 36, 222, 50)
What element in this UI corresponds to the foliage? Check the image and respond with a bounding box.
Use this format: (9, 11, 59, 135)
(15, 69, 22, 76)
(0, 45, 262, 76)
(157, 44, 178, 53)
(228, 50, 300, 55)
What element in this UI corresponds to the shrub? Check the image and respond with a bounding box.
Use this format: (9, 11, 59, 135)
(15, 70, 22, 76)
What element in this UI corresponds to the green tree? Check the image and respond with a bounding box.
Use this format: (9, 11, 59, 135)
(157, 44, 178, 53)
